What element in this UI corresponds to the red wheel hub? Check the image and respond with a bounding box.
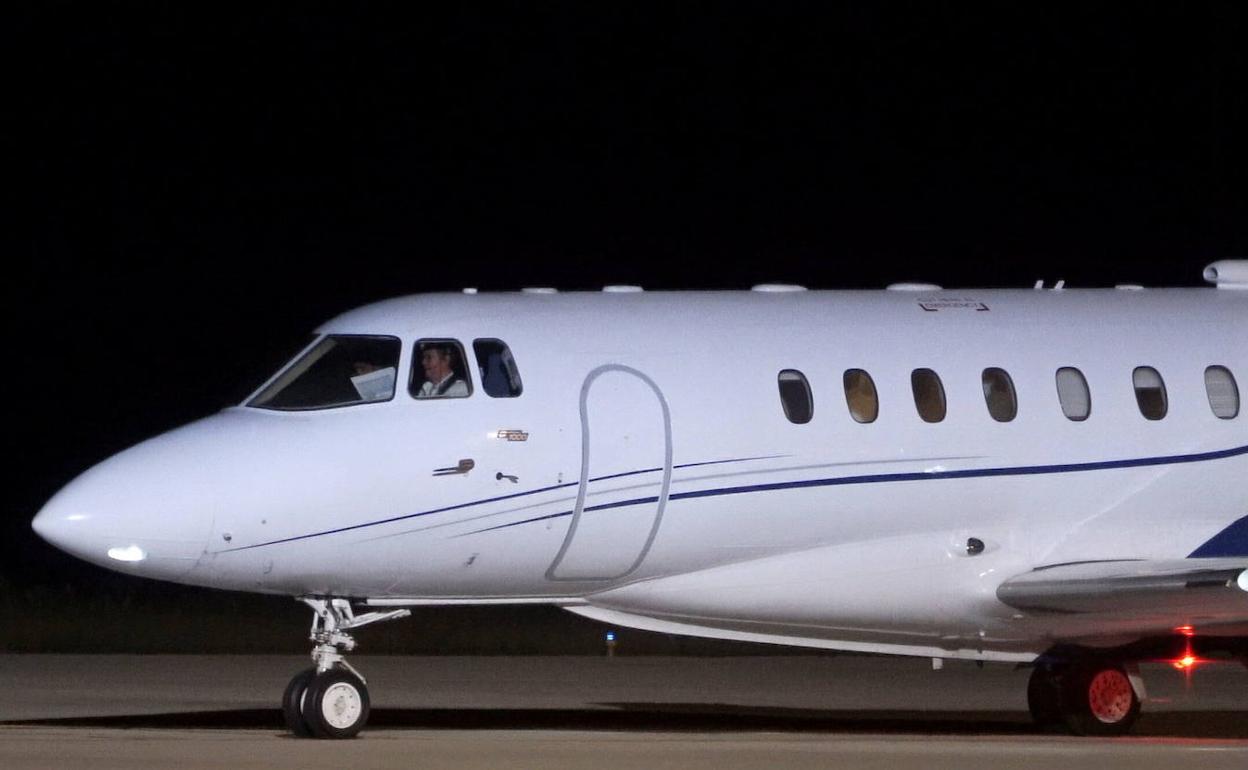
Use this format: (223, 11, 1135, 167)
(1087, 668, 1134, 724)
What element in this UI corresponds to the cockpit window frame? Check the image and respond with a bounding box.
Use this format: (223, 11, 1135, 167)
(246, 333, 403, 412)
(241, 333, 324, 406)
(473, 338, 524, 398)
(409, 338, 475, 400)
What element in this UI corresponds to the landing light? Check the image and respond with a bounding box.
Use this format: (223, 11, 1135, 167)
(106, 545, 147, 563)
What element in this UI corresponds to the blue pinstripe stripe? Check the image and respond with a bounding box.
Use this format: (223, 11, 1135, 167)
(467, 443, 1248, 536)
(223, 454, 783, 551)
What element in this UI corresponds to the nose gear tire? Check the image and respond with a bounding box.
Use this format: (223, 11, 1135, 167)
(304, 669, 370, 739)
(282, 668, 318, 738)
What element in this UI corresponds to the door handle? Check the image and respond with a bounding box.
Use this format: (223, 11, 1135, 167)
(433, 459, 475, 476)
(496, 472, 519, 483)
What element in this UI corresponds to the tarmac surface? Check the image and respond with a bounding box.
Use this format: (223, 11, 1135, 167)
(1, 654, 1246, 768)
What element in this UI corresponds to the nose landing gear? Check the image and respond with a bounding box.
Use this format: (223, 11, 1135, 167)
(282, 597, 410, 739)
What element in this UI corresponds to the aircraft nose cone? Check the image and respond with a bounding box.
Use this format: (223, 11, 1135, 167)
(30, 505, 55, 542)
(30, 503, 78, 552)
(32, 440, 216, 578)
(32, 487, 95, 558)
(32, 494, 159, 566)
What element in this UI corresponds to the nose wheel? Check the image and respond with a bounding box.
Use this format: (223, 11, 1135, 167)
(282, 598, 408, 739)
(285, 668, 371, 738)
(282, 668, 317, 737)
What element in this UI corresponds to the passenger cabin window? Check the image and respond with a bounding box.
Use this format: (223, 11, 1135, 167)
(410, 339, 472, 399)
(473, 339, 523, 397)
(1205, 365, 1240, 419)
(1055, 367, 1091, 421)
(1132, 366, 1168, 420)
(910, 368, 946, 423)
(843, 369, 879, 423)
(778, 370, 813, 424)
(982, 368, 1017, 422)
(248, 335, 401, 411)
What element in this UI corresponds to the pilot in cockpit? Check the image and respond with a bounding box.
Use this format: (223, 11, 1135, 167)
(415, 342, 470, 398)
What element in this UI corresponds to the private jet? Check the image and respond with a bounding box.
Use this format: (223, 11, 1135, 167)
(32, 260, 1248, 738)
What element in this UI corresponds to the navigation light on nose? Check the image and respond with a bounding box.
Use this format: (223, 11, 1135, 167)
(106, 545, 147, 563)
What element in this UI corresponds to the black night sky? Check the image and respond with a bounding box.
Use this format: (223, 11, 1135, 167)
(5, 4, 1245, 650)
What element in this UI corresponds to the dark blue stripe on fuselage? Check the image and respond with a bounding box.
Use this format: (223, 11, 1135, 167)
(1189, 514, 1248, 558)
(224, 454, 783, 551)
(469, 442, 1248, 535)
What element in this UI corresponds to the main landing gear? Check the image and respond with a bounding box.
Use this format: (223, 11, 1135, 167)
(282, 598, 410, 739)
(1026, 657, 1144, 736)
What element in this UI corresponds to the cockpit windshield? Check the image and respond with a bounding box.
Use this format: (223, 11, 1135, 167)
(248, 335, 401, 411)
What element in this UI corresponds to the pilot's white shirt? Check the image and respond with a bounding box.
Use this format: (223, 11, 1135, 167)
(416, 374, 469, 398)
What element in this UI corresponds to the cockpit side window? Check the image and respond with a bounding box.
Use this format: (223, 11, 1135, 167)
(473, 339, 523, 397)
(248, 335, 401, 411)
(410, 339, 473, 399)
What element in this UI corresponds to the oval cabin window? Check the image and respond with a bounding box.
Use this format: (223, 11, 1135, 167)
(1132, 366, 1168, 420)
(1205, 365, 1240, 419)
(981, 367, 1018, 422)
(1055, 367, 1091, 421)
(777, 370, 813, 424)
(910, 368, 946, 423)
(843, 369, 879, 423)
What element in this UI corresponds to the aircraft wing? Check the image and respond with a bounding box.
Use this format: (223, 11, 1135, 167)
(996, 559, 1248, 616)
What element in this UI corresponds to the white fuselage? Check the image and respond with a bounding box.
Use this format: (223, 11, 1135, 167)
(33, 287, 1248, 661)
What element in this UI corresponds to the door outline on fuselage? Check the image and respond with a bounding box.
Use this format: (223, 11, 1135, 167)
(546, 364, 673, 581)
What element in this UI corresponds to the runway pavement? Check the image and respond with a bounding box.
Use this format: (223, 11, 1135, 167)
(1, 655, 1246, 768)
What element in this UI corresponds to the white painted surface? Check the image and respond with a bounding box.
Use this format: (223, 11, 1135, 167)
(30, 284, 1248, 660)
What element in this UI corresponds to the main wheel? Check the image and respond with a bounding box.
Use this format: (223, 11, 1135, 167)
(304, 669, 370, 739)
(282, 668, 318, 738)
(1026, 665, 1064, 731)
(1060, 662, 1141, 736)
